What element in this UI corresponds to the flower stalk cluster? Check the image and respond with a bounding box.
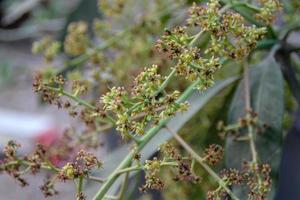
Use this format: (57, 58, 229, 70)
(217, 110, 269, 139)
(3, 0, 283, 199)
(101, 65, 189, 138)
(59, 150, 102, 181)
(188, 1, 267, 60)
(0, 141, 104, 199)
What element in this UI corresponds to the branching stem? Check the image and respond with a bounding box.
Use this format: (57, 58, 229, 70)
(243, 60, 258, 163)
(92, 79, 201, 200)
(46, 86, 115, 125)
(164, 126, 240, 200)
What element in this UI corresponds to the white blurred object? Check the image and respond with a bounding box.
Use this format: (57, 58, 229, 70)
(0, 109, 59, 153)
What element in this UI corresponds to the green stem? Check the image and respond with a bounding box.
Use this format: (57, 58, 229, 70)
(88, 176, 107, 183)
(248, 124, 258, 163)
(243, 60, 264, 190)
(117, 172, 129, 200)
(77, 176, 84, 194)
(45, 157, 60, 172)
(46, 86, 115, 124)
(126, 102, 143, 115)
(47, 86, 95, 109)
(1, 160, 59, 173)
(104, 195, 118, 200)
(231, 2, 261, 12)
(154, 68, 177, 97)
(115, 161, 177, 176)
(224, 123, 242, 131)
(92, 79, 201, 200)
(243, 60, 258, 163)
(189, 30, 204, 47)
(16, 166, 31, 175)
(153, 30, 204, 98)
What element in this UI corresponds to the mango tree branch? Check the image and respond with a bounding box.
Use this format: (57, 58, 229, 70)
(92, 79, 201, 200)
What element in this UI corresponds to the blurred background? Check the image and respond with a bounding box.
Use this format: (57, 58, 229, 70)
(0, 0, 89, 199)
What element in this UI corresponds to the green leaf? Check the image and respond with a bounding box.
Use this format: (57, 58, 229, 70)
(85, 76, 238, 198)
(225, 51, 284, 199)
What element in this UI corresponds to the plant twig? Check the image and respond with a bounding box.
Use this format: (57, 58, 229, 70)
(116, 172, 129, 200)
(164, 126, 240, 200)
(104, 195, 118, 200)
(46, 86, 115, 124)
(243, 60, 258, 163)
(88, 176, 107, 183)
(77, 176, 84, 194)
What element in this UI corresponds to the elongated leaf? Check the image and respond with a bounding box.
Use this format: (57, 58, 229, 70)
(85, 76, 238, 198)
(225, 50, 284, 199)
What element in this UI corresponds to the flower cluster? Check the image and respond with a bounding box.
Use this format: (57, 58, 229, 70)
(71, 80, 90, 97)
(101, 65, 189, 138)
(156, 26, 221, 90)
(217, 110, 269, 139)
(214, 110, 272, 199)
(176, 47, 221, 90)
(40, 177, 59, 197)
(58, 149, 102, 181)
(33, 72, 105, 129)
(0, 140, 105, 199)
(156, 0, 268, 91)
(139, 158, 164, 192)
(256, 0, 282, 24)
(25, 144, 46, 174)
(140, 143, 200, 192)
(207, 163, 271, 200)
(207, 168, 244, 200)
(0, 142, 55, 189)
(160, 143, 200, 183)
(76, 192, 86, 200)
(32, 36, 61, 62)
(0, 141, 29, 187)
(243, 162, 272, 200)
(202, 144, 224, 165)
(156, 27, 190, 60)
(188, 0, 267, 60)
(64, 21, 90, 56)
(220, 168, 244, 185)
(33, 72, 65, 107)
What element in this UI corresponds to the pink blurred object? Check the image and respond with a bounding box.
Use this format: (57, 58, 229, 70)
(36, 129, 58, 146)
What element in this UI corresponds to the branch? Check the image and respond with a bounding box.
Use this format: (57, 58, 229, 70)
(92, 79, 201, 200)
(165, 126, 240, 200)
(243, 60, 258, 163)
(46, 86, 115, 124)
